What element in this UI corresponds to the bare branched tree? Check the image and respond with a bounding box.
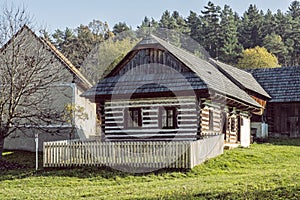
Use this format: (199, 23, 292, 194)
(0, 4, 69, 158)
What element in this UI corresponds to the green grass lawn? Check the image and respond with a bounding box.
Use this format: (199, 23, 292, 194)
(0, 139, 299, 199)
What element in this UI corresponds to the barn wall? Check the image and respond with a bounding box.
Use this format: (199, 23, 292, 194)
(102, 96, 199, 141)
(267, 102, 300, 138)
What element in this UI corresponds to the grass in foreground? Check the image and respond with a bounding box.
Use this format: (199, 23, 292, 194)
(0, 139, 299, 199)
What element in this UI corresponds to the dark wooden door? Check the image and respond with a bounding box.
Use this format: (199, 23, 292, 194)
(288, 117, 299, 138)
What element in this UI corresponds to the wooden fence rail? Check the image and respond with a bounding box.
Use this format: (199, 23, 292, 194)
(43, 135, 224, 170)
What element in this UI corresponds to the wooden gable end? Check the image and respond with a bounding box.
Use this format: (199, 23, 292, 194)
(108, 48, 192, 77)
(251, 95, 267, 115)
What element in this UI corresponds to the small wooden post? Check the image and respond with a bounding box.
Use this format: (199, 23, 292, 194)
(35, 133, 39, 170)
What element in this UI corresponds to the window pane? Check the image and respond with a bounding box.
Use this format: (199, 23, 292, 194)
(167, 109, 174, 127)
(231, 118, 235, 132)
(161, 107, 176, 128)
(133, 110, 138, 127)
(128, 108, 141, 128)
(162, 109, 167, 127)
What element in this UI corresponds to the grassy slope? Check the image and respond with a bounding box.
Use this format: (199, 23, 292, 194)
(0, 139, 299, 200)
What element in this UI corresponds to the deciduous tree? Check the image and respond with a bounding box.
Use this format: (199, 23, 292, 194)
(237, 46, 279, 69)
(52, 20, 113, 69)
(0, 5, 67, 158)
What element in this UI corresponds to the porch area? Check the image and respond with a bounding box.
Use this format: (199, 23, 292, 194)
(43, 134, 224, 170)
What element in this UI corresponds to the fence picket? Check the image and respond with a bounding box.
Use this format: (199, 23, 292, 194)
(43, 135, 224, 169)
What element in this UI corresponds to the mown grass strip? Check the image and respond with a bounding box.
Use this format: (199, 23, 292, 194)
(0, 138, 299, 199)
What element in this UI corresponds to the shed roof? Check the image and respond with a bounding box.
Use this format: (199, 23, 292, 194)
(83, 35, 261, 108)
(249, 66, 300, 102)
(210, 59, 270, 99)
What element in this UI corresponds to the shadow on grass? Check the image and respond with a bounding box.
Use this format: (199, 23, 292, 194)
(38, 165, 189, 179)
(255, 138, 300, 146)
(1, 150, 190, 181)
(0, 165, 190, 182)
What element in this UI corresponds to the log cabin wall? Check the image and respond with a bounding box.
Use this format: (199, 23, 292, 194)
(102, 96, 199, 141)
(198, 99, 242, 143)
(199, 100, 244, 144)
(200, 100, 222, 137)
(100, 97, 250, 143)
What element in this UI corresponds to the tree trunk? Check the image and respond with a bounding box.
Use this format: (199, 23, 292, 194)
(0, 137, 4, 159)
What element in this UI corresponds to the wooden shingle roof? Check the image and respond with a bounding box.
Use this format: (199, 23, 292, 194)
(210, 59, 270, 99)
(249, 66, 300, 102)
(150, 35, 261, 108)
(84, 35, 262, 109)
(87, 72, 206, 95)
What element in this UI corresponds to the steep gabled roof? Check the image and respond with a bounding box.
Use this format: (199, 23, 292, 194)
(249, 66, 300, 102)
(0, 25, 92, 89)
(210, 59, 270, 99)
(84, 35, 261, 109)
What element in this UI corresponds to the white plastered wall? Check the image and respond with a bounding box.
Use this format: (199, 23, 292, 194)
(74, 85, 96, 139)
(240, 116, 251, 147)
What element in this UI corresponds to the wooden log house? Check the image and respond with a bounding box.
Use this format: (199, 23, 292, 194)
(83, 35, 269, 147)
(250, 66, 300, 138)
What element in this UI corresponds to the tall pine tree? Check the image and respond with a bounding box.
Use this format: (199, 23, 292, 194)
(187, 11, 202, 43)
(200, 1, 221, 58)
(263, 33, 288, 65)
(287, 1, 300, 65)
(239, 5, 264, 49)
(261, 10, 277, 38)
(274, 10, 295, 65)
(219, 5, 243, 64)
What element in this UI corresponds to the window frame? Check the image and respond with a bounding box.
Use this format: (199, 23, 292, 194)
(125, 107, 142, 129)
(230, 117, 236, 132)
(209, 109, 214, 131)
(160, 107, 177, 129)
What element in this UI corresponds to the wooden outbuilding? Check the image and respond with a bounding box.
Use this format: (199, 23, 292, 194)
(83, 35, 268, 147)
(250, 66, 300, 138)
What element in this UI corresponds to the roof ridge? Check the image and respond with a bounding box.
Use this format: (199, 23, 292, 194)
(41, 38, 92, 88)
(0, 24, 92, 89)
(210, 59, 271, 99)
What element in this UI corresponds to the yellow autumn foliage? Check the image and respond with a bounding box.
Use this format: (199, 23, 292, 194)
(63, 104, 88, 124)
(237, 46, 279, 69)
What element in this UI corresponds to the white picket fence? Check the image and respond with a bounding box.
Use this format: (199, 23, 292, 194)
(43, 135, 224, 170)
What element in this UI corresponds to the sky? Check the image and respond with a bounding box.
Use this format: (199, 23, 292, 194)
(4, 0, 295, 32)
